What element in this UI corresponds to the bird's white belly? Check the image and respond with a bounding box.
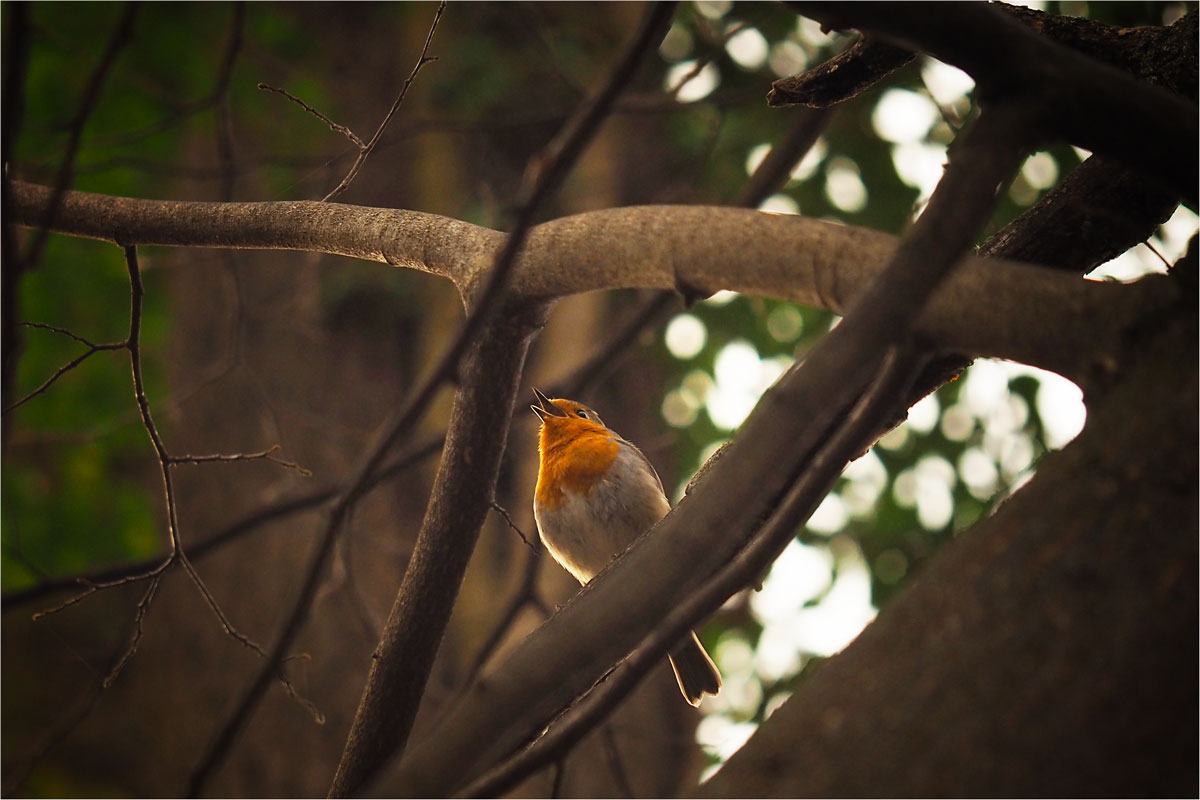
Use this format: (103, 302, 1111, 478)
(534, 451, 670, 584)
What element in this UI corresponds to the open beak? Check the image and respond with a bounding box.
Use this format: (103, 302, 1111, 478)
(531, 388, 566, 422)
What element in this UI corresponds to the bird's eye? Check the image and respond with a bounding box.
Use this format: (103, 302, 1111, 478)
(576, 409, 588, 419)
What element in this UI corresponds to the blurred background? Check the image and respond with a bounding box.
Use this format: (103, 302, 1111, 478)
(3, 1, 1195, 796)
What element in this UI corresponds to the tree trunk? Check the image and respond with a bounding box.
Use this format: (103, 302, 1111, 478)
(697, 310, 1198, 797)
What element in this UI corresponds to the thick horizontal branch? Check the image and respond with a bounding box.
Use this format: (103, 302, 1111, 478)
(10, 180, 503, 296)
(9, 180, 1175, 387)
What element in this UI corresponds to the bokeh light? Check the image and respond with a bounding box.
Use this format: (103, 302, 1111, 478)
(665, 313, 708, 359)
(726, 26, 769, 71)
(666, 60, 721, 102)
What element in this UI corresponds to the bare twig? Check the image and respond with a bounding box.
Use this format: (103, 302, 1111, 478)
(123, 247, 318, 708)
(32, 558, 172, 620)
(491, 500, 538, 551)
(18, 320, 108, 347)
(102, 573, 163, 687)
(20, 247, 323, 725)
(322, 1, 446, 201)
(666, 21, 748, 99)
(1143, 239, 1171, 270)
(257, 83, 366, 149)
(168, 445, 312, 476)
(2, 331, 126, 415)
(2, 436, 445, 614)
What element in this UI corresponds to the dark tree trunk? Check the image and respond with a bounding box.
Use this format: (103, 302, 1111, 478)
(697, 310, 1198, 798)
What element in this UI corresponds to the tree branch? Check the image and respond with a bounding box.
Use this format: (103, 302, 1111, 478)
(697, 313, 1198, 798)
(770, 3, 1196, 110)
(791, 3, 1197, 201)
(1, 435, 444, 614)
(388, 104, 1034, 798)
(9, 179, 1177, 389)
(768, 36, 914, 108)
(320, 1, 446, 202)
(461, 345, 920, 797)
(325, 4, 678, 796)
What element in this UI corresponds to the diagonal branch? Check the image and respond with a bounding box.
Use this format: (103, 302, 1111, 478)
(322, 1, 445, 202)
(2, 327, 126, 415)
(2, 436, 444, 614)
(389, 103, 1034, 798)
(460, 345, 920, 798)
(257, 83, 365, 149)
(322, 4, 679, 797)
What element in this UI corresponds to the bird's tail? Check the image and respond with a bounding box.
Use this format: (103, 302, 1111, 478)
(668, 631, 722, 707)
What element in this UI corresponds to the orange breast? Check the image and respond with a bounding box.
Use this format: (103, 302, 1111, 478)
(536, 422, 619, 510)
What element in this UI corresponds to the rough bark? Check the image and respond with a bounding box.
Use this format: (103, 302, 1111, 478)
(697, 310, 1199, 798)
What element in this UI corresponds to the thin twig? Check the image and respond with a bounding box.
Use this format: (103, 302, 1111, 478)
(666, 22, 748, 99)
(18, 320, 109, 347)
(177, 551, 324, 722)
(1143, 239, 1171, 269)
(257, 83, 365, 148)
(491, 500, 538, 551)
(2, 435, 445, 614)
(102, 573, 162, 687)
(168, 444, 312, 476)
(32, 558, 172, 620)
(3, 336, 126, 415)
(322, 0, 446, 201)
(121, 247, 321, 714)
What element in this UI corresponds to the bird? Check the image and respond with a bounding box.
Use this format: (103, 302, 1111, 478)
(530, 387, 721, 706)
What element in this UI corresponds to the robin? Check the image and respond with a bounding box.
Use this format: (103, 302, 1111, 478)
(531, 388, 722, 706)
